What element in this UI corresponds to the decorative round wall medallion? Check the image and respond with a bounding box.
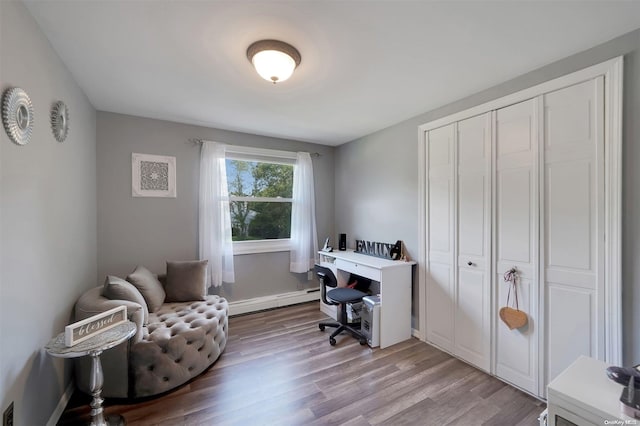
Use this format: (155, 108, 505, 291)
(2, 87, 35, 146)
(51, 101, 69, 142)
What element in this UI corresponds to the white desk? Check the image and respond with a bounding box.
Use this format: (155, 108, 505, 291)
(318, 250, 415, 348)
(547, 356, 634, 425)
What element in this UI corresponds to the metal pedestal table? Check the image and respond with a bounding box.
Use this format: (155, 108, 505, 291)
(45, 321, 136, 426)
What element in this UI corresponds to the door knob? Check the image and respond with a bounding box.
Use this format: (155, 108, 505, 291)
(467, 261, 474, 266)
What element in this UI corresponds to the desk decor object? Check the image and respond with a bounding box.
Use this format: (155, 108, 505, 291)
(619, 376, 640, 419)
(65, 306, 127, 347)
(2, 87, 34, 146)
(46, 321, 136, 426)
(607, 364, 640, 418)
(355, 239, 403, 260)
(132, 153, 176, 198)
(50, 101, 69, 142)
(339, 233, 347, 251)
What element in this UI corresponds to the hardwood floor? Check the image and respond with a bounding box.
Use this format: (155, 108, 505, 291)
(58, 302, 545, 426)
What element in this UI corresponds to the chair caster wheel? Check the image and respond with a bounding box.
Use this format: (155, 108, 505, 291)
(319, 325, 325, 332)
(329, 337, 336, 346)
(360, 339, 367, 345)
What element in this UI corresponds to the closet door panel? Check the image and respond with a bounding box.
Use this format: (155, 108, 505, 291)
(497, 169, 532, 264)
(455, 113, 491, 371)
(543, 78, 604, 389)
(496, 276, 535, 374)
(426, 124, 456, 351)
(456, 268, 487, 364)
(458, 175, 485, 256)
(547, 162, 592, 269)
(428, 263, 454, 347)
(497, 119, 532, 155)
(547, 285, 593, 381)
(429, 178, 452, 253)
(494, 99, 538, 395)
(545, 82, 593, 149)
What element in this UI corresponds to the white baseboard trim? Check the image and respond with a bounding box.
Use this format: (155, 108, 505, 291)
(229, 288, 320, 316)
(47, 380, 75, 426)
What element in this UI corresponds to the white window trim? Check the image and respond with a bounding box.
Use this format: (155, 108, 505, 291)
(229, 196, 292, 203)
(232, 238, 291, 255)
(223, 144, 297, 255)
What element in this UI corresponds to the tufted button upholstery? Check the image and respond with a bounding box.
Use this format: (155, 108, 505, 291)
(74, 287, 228, 399)
(130, 296, 228, 397)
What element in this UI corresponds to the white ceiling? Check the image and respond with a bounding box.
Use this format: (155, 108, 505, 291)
(24, 1, 640, 146)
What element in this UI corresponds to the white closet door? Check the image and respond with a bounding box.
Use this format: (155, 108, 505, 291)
(494, 98, 539, 394)
(543, 78, 605, 390)
(426, 123, 455, 352)
(455, 113, 491, 371)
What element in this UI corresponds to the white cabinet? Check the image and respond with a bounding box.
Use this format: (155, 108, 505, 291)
(421, 62, 621, 399)
(547, 356, 630, 425)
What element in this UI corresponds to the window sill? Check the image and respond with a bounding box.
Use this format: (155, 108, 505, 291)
(233, 239, 291, 255)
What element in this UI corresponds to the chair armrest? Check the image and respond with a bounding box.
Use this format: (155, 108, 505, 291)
(74, 286, 144, 344)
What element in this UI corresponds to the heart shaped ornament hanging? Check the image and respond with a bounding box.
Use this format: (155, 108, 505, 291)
(500, 267, 528, 330)
(499, 307, 528, 330)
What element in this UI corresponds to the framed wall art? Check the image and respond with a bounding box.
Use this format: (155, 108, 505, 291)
(132, 153, 176, 198)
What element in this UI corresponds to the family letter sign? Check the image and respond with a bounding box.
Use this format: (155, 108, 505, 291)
(64, 306, 127, 347)
(355, 239, 403, 260)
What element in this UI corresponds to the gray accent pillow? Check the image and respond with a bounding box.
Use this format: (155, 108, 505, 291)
(165, 260, 208, 302)
(126, 265, 166, 312)
(103, 275, 150, 324)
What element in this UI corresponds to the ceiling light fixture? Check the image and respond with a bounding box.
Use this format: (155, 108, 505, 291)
(247, 40, 301, 84)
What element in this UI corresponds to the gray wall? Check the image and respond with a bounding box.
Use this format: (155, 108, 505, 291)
(335, 127, 420, 325)
(96, 112, 334, 302)
(336, 28, 640, 362)
(0, 2, 97, 425)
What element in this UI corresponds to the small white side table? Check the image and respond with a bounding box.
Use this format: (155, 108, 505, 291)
(45, 321, 136, 426)
(547, 355, 635, 425)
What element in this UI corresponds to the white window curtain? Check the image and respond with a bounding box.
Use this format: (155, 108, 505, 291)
(290, 152, 318, 273)
(199, 141, 235, 287)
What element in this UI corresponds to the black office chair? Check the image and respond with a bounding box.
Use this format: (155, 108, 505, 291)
(315, 264, 368, 346)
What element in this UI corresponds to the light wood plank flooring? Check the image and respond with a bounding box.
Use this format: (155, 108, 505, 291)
(58, 302, 545, 425)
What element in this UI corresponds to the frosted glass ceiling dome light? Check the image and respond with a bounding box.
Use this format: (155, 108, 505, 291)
(247, 40, 301, 84)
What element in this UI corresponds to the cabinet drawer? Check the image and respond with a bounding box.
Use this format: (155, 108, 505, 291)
(335, 259, 381, 281)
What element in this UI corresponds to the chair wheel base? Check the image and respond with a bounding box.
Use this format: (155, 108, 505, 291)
(360, 339, 367, 345)
(329, 337, 336, 346)
(319, 324, 325, 332)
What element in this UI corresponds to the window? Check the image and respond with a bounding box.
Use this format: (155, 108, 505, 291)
(224, 146, 296, 254)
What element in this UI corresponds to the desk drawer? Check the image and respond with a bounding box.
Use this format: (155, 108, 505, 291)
(335, 259, 381, 281)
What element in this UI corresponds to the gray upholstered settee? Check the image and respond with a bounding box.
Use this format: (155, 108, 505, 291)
(74, 263, 228, 398)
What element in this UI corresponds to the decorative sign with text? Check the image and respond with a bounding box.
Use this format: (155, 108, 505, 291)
(355, 239, 403, 260)
(64, 306, 127, 347)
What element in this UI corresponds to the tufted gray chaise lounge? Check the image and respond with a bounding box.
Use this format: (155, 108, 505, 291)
(74, 281, 228, 398)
